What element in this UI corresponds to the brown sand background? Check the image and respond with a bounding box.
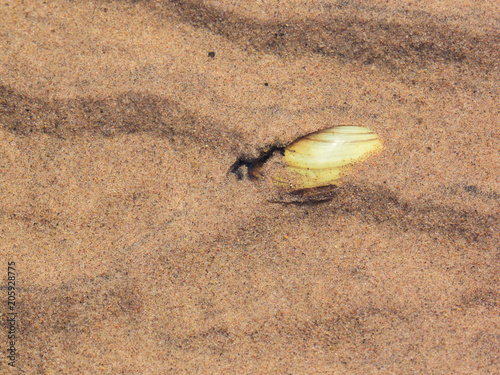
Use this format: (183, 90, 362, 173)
(1, 0, 499, 373)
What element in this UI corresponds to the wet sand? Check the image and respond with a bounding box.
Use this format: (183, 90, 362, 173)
(1, 0, 499, 373)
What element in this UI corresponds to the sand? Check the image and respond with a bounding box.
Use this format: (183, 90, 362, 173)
(1, 0, 499, 373)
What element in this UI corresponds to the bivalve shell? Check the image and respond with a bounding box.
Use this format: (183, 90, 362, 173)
(277, 126, 383, 189)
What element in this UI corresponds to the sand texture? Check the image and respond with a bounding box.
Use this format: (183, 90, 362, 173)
(1, 0, 499, 373)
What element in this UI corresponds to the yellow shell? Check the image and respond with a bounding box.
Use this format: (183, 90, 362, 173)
(277, 126, 383, 189)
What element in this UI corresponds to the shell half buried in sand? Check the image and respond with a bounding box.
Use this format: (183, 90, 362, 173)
(275, 126, 383, 190)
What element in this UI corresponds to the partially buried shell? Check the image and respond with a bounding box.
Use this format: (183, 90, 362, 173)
(276, 126, 383, 189)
